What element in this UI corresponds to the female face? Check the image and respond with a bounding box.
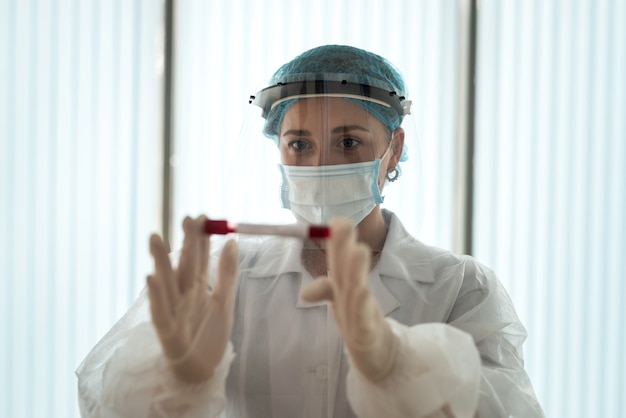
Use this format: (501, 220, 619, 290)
(279, 97, 403, 188)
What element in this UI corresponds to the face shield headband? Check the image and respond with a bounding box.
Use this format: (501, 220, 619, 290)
(250, 79, 412, 124)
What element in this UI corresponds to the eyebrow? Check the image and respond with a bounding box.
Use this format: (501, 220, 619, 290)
(281, 125, 371, 137)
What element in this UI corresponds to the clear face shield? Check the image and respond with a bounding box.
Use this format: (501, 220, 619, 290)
(222, 73, 416, 250)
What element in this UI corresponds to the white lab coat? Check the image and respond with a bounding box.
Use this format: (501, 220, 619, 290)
(76, 210, 544, 417)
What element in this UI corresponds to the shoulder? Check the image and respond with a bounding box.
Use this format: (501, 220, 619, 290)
(383, 210, 499, 291)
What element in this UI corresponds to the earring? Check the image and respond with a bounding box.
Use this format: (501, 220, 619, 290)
(386, 167, 399, 182)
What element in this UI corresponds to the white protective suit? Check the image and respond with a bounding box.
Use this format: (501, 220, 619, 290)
(76, 210, 545, 417)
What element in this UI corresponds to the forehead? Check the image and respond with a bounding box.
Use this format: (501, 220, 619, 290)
(280, 97, 386, 134)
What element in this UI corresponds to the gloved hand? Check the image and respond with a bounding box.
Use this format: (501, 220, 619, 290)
(300, 218, 400, 383)
(147, 215, 239, 383)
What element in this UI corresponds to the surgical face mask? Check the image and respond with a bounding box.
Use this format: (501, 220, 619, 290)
(279, 145, 391, 225)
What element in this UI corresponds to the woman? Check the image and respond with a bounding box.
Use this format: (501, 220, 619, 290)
(76, 45, 544, 417)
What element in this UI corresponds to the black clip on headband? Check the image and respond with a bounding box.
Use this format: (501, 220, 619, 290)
(249, 80, 412, 119)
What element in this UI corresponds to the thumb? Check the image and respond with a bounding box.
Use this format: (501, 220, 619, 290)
(300, 277, 334, 303)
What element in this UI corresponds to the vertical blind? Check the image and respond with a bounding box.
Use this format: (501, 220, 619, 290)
(473, 0, 625, 416)
(2, 0, 624, 417)
(0, 0, 162, 416)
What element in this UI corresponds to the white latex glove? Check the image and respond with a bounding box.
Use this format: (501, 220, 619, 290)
(300, 218, 400, 383)
(147, 215, 239, 383)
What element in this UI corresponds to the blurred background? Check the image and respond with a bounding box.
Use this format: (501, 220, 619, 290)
(1, 0, 624, 417)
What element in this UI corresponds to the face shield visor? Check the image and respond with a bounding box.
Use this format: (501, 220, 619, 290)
(223, 73, 418, 246)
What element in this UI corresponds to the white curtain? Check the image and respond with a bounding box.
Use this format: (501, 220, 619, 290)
(0, 0, 162, 416)
(473, 0, 626, 416)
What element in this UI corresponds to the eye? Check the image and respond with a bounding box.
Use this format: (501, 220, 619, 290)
(288, 139, 310, 151)
(340, 137, 361, 149)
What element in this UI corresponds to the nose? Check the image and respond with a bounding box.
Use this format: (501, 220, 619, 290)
(310, 141, 331, 166)
(312, 150, 324, 166)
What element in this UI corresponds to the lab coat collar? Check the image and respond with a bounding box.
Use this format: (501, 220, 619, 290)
(246, 210, 434, 316)
(245, 235, 306, 279)
(295, 267, 401, 316)
(375, 209, 435, 284)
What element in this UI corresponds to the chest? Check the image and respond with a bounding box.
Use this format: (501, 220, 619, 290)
(224, 271, 457, 417)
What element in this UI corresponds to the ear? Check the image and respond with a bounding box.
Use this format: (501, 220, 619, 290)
(389, 128, 405, 169)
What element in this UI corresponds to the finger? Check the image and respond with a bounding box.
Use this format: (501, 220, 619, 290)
(300, 277, 334, 303)
(330, 224, 367, 296)
(198, 215, 211, 287)
(351, 243, 371, 287)
(335, 243, 371, 331)
(343, 244, 373, 316)
(212, 239, 239, 309)
(178, 216, 200, 292)
(327, 218, 356, 290)
(348, 287, 380, 343)
(147, 274, 175, 337)
(150, 234, 177, 304)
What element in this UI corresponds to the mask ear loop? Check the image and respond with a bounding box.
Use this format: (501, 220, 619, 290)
(379, 136, 394, 161)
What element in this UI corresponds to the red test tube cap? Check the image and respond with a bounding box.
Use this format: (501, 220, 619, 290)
(204, 219, 235, 235)
(309, 225, 331, 239)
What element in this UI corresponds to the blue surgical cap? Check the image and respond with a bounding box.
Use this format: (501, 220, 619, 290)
(262, 45, 409, 162)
